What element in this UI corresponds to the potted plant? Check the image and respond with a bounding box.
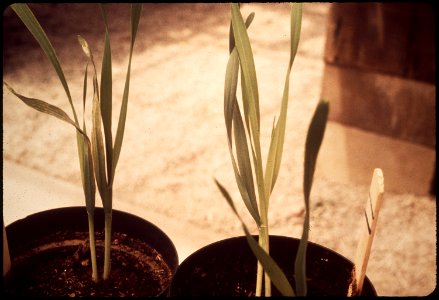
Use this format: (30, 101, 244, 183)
(3, 4, 178, 296)
(169, 3, 377, 296)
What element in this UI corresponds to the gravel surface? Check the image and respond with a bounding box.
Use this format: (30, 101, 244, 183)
(3, 3, 436, 296)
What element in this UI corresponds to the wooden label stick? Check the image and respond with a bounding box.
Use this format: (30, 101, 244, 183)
(348, 168, 385, 296)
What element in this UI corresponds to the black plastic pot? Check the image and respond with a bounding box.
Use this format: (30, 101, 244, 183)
(169, 235, 376, 296)
(4, 206, 178, 297)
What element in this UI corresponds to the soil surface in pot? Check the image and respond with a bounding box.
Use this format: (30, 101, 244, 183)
(4, 230, 173, 297)
(172, 255, 355, 296)
(170, 236, 376, 296)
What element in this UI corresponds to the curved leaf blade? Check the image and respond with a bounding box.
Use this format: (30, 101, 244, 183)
(304, 99, 329, 202)
(91, 85, 109, 206)
(243, 228, 295, 296)
(78, 63, 96, 213)
(10, 3, 78, 124)
(100, 4, 113, 182)
(112, 3, 142, 183)
(215, 179, 294, 296)
(231, 3, 260, 144)
(295, 99, 329, 296)
(224, 46, 260, 224)
(231, 2, 267, 231)
(80, 138, 96, 212)
(4, 82, 80, 133)
(265, 3, 303, 200)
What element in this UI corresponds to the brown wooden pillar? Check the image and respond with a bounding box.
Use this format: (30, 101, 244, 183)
(319, 3, 436, 195)
(321, 3, 435, 148)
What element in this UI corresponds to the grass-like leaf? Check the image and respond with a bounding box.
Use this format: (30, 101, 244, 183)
(80, 62, 96, 212)
(231, 3, 261, 155)
(229, 4, 271, 295)
(112, 4, 142, 183)
(78, 34, 110, 206)
(224, 12, 260, 225)
(229, 11, 255, 54)
(7, 3, 142, 283)
(4, 82, 82, 135)
(295, 99, 329, 296)
(91, 87, 109, 204)
(265, 3, 303, 202)
(10, 3, 78, 125)
(215, 179, 294, 296)
(79, 67, 98, 281)
(242, 230, 295, 296)
(233, 102, 261, 224)
(7, 4, 101, 282)
(230, 4, 267, 213)
(219, 4, 330, 297)
(99, 5, 113, 183)
(304, 100, 329, 201)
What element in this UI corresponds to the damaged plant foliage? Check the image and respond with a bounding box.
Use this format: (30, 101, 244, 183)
(3, 3, 142, 282)
(215, 3, 329, 296)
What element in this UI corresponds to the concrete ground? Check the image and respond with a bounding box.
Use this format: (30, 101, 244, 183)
(3, 3, 436, 296)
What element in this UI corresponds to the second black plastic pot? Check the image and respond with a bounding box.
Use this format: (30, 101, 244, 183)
(169, 235, 376, 296)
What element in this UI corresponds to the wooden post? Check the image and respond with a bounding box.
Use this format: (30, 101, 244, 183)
(321, 3, 435, 148)
(348, 168, 385, 296)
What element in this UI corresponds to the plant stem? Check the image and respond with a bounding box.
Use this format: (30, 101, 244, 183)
(255, 259, 263, 296)
(103, 211, 112, 280)
(87, 212, 99, 282)
(255, 225, 271, 296)
(260, 224, 271, 296)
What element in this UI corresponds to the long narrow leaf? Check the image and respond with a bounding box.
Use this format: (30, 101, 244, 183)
(229, 11, 254, 135)
(99, 4, 113, 182)
(91, 84, 109, 205)
(295, 99, 329, 296)
(4, 82, 95, 208)
(304, 100, 329, 205)
(215, 179, 294, 296)
(226, 11, 254, 132)
(112, 3, 142, 183)
(231, 5, 271, 295)
(231, 3, 268, 224)
(83, 63, 89, 114)
(4, 82, 81, 134)
(214, 178, 242, 221)
(79, 63, 96, 213)
(233, 102, 260, 224)
(10, 3, 79, 125)
(242, 228, 294, 296)
(78, 34, 109, 204)
(289, 3, 303, 67)
(265, 3, 303, 201)
(130, 3, 142, 42)
(225, 19, 260, 225)
(231, 3, 260, 146)
(228, 13, 259, 222)
(82, 141, 96, 212)
(229, 12, 254, 54)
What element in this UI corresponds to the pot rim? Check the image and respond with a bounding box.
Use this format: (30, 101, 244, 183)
(180, 234, 351, 265)
(5, 205, 179, 296)
(172, 234, 377, 296)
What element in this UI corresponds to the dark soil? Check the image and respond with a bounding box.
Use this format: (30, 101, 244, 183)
(4, 231, 173, 297)
(169, 236, 376, 296)
(170, 254, 344, 297)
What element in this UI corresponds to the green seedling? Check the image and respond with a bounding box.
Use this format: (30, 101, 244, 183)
(4, 3, 142, 282)
(216, 3, 329, 296)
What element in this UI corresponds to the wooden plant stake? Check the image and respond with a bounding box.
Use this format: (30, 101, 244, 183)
(348, 168, 385, 296)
